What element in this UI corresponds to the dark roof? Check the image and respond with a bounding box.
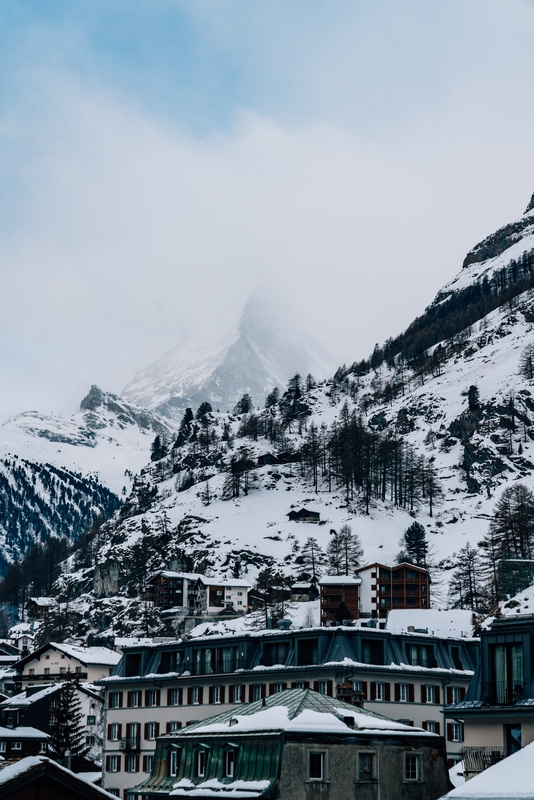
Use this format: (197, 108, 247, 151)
(0, 756, 114, 798)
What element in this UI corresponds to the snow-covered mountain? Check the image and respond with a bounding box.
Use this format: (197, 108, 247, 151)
(121, 292, 336, 420)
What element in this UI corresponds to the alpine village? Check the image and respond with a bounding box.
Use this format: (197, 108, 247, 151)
(5, 188, 534, 800)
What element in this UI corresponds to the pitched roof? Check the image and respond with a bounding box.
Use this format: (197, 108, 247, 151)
(0, 726, 49, 739)
(162, 688, 429, 738)
(0, 756, 115, 797)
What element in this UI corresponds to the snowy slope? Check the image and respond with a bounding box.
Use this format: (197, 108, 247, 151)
(122, 291, 336, 418)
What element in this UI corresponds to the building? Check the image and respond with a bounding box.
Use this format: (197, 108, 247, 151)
(194, 577, 251, 614)
(319, 575, 362, 623)
(445, 610, 534, 779)
(0, 726, 49, 760)
(286, 508, 320, 523)
(0, 682, 104, 763)
(355, 562, 430, 619)
(290, 583, 317, 603)
(444, 738, 534, 799)
(147, 572, 201, 610)
(131, 688, 451, 800)
(0, 756, 117, 800)
(98, 624, 477, 796)
(25, 597, 58, 619)
(15, 643, 121, 690)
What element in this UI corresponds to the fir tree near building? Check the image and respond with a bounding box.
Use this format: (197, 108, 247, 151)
(326, 524, 364, 575)
(396, 521, 429, 567)
(48, 681, 90, 769)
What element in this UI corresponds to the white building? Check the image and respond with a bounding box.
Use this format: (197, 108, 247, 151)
(15, 643, 121, 690)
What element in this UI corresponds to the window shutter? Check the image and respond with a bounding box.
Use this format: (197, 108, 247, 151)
(118, 692, 123, 708)
(446, 687, 452, 705)
(394, 683, 400, 702)
(179, 688, 183, 705)
(108, 694, 113, 709)
(385, 683, 391, 701)
(408, 684, 415, 703)
(220, 686, 225, 704)
(361, 681, 368, 700)
(327, 681, 333, 697)
(167, 689, 172, 705)
(370, 681, 376, 700)
(117, 756, 121, 772)
(422, 721, 428, 731)
(282, 683, 287, 691)
(156, 690, 161, 707)
(145, 690, 150, 707)
(127, 691, 132, 708)
(269, 683, 275, 696)
(261, 684, 266, 698)
(198, 688, 204, 704)
(144, 723, 149, 740)
(136, 756, 140, 773)
(249, 685, 254, 702)
(291, 682, 296, 689)
(107, 724, 112, 741)
(313, 681, 319, 692)
(421, 686, 427, 703)
(409, 720, 414, 727)
(460, 687, 466, 701)
(435, 686, 440, 704)
(155, 723, 160, 737)
(143, 756, 147, 771)
(435, 722, 440, 735)
(187, 688, 192, 705)
(447, 723, 453, 741)
(209, 687, 214, 704)
(106, 756, 110, 772)
(126, 723, 131, 738)
(117, 724, 122, 739)
(166, 722, 171, 733)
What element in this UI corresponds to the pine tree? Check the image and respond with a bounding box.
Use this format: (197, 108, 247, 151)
(447, 543, 484, 610)
(327, 525, 364, 575)
(396, 521, 429, 567)
(49, 681, 90, 768)
(467, 385, 480, 411)
(486, 483, 534, 559)
(295, 537, 326, 581)
(519, 343, 534, 381)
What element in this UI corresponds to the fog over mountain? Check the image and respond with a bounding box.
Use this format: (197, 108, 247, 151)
(122, 291, 337, 420)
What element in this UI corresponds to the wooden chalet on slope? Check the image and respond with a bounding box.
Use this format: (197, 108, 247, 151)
(286, 508, 320, 523)
(131, 688, 451, 800)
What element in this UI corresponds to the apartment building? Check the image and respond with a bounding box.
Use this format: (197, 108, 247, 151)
(15, 642, 121, 690)
(147, 572, 251, 615)
(98, 625, 478, 797)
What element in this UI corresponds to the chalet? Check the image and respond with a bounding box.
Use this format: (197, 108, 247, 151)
(0, 756, 115, 800)
(286, 508, 320, 523)
(147, 571, 201, 610)
(98, 624, 477, 796)
(355, 562, 431, 619)
(319, 575, 362, 623)
(277, 451, 301, 465)
(0, 726, 49, 760)
(15, 642, 121, 690)
(194, 577, 251, 614)
(0, 682, 103, 763)
(257, 452, 278, 466)
(131, 689, 451, 800)
(25, 597, 58, 619)
(290, 583, 318, 602)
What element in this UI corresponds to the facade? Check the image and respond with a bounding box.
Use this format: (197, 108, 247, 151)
(0, 726, 49, 760)
(286, 509, 320, 523)
(356, 562, 431, 620)
(25, 597, 58, 619)
(147, 572, 251, 615)
(98, 625, 478, 797)
(445, 612, 534, 778)
(15, 642, 121, 690)
(319, 575, 362, 623)
(132, 689, 451, 800)
(147, 572, 200, 610)
(0, 682, 104, 763)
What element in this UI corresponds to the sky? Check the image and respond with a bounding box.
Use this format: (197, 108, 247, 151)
(1, 1, 534, 421)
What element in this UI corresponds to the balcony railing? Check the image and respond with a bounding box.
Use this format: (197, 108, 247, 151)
(482, 682, 524, 706)
(461, 746, 509, 776)
(119, 736, 141, 753)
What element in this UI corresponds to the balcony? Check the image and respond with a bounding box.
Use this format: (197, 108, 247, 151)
(461, 746, 509, 777)
(119, 736, 141, 753)
(482, 681, 524, 706)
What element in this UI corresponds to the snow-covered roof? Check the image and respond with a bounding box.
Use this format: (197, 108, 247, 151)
(149, 570, 202, 582)
(318, 575, 361, 586)
(166, 688, 431, 739)
(28, 597, 58, 607)
(0, 684, 60, 707)
(386, 609, 475, 639)
(444, 740, 534, 798)
(0, 756, 116, 796)
(33, 642, 122, 667)
(0, 726, 49, 739)
(197, 577, 251, 588)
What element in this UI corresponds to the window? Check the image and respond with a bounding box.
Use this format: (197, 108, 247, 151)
(75, 666, 82, 674)
(169, 749, 179, 777)
(191, 687, 200, 705)
(0, 742, 5, 753)
(86, 736, 95, 746)
(399, 684, 408, 702)
(108, 755, 119, 773)
(425, 686, 435, 704)
(44, 668, 50, 675)
(296, 681, 308, 690)
(237, 591, 243, 596)
(262, 642, 288, 667)
(225, 749, 235, 778)
(147, 722, 158, 740)
(127, 755, 138, 773)
(492, 643, 524, 705)
(129, 691, 140, 708)
(213, 686, 222, 704)
(308, 752, 325, 781)
(318, 681, 328, 696)
(22, 638, 28, 646)
(169, 721, 181, 733)
(298, 639, 319, 666)
(233, 685, 242, 703)
(169, 689, 180, 706)
(109, 692, 121, 709)
(404, 754, 421, 782)
(374, 683, 384, 701)
(110, 723, 120, 742)
(145, 755, 154, 773)
(358, 752, 375, 781)
(29, 669, 35, 676)
(147, 690, 159, 707)
(362, 639, 384, 665)
(39, 742, 47, 753)
(425, 720, 436, 733)
(272, 683, 283, 694)
(253, 685, 262, 701)
(45, 655, 50, 659)
(60, 667, 66, 674)
(451, 722, 463, 742)
(196, 749, 206, 777)
(87, 715, 96, 725)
